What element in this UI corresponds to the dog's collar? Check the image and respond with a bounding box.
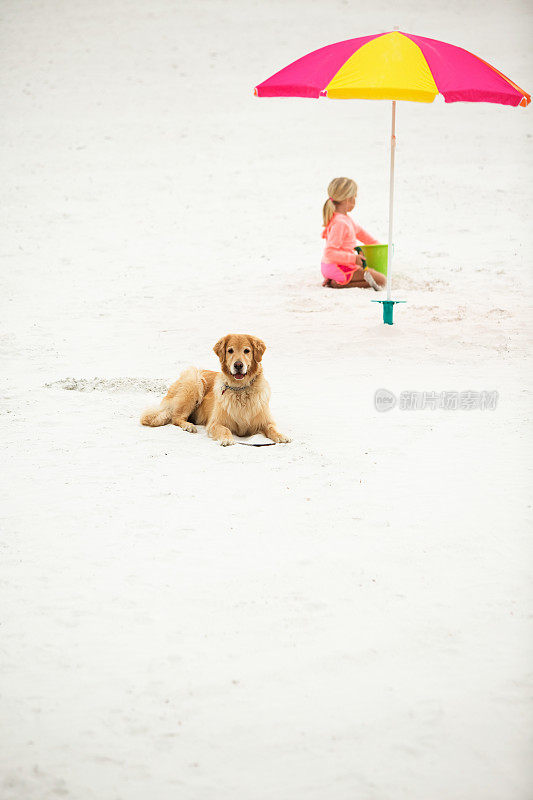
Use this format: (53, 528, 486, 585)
(221, 375, 257, 395)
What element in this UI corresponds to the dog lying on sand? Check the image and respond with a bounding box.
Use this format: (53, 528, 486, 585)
(140, 334, 291, 446)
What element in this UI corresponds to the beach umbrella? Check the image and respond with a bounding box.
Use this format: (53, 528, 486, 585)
(254, 31, 530, 324)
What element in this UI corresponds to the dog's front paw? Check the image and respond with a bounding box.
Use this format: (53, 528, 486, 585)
(219, 436, 235, 447)
(269, 431, 292, 444)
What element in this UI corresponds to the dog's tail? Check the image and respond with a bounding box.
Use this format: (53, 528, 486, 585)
(140, 402, 172, 427)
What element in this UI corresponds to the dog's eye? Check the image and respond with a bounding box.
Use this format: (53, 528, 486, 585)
(228, 348, 234, 354)
(244, 348, 250, 354)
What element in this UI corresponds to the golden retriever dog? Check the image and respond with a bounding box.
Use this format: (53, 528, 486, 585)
(140, 334, 291, 446)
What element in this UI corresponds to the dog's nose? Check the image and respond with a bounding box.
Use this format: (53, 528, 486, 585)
(234, 361, 243, 372)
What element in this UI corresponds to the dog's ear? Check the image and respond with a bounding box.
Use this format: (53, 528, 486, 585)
(250, 336, 266, 363)
(213, 335, 229, 361)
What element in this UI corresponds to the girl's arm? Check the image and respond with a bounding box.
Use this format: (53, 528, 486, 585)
(323, 219, 356, 266)
(355, 224, 379, 245)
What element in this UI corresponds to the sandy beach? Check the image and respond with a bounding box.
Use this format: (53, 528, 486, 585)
(1, 1, 532, 797)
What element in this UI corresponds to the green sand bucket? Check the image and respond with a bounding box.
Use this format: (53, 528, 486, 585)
(360, 244, 392, 276)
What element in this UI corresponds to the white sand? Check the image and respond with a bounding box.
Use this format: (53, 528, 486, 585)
(1, 1, 532, 798)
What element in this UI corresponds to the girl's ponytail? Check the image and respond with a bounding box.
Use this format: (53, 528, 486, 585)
(322, 197, 335, 227)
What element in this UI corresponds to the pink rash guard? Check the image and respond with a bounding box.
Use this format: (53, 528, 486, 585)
(321, 212, 379, 285)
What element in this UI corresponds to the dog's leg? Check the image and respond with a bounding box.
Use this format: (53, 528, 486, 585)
(168, 367, 208, 434)
(208, 423, 235, 447)
(262, 422, 291, 444)
(170, 391, 199, 434)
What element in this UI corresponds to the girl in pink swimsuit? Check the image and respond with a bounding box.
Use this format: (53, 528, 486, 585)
(321, 177, 386, 289)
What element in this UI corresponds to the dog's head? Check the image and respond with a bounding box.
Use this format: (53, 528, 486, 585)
(213, 334, 266, 385)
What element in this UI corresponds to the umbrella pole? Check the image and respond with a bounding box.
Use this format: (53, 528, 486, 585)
(386, 100, 396, 301)
(372, 100, 405, 322)
(373, 100, 405, 321)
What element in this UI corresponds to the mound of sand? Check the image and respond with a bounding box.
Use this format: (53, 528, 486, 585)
(44, 377, 168, 394)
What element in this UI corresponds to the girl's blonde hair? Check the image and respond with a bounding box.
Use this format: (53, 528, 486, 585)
(322, 177, 358, 226)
